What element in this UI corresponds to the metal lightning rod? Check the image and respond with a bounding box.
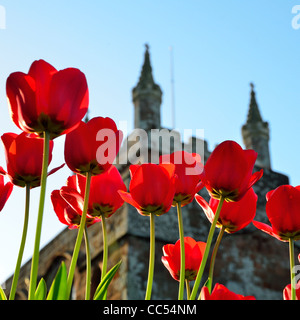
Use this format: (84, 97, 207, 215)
(169, 46, 176, 129)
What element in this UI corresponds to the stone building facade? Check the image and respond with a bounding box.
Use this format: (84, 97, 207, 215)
(3, 46, 293, 300)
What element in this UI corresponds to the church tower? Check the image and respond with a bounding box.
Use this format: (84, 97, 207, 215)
(242, 83, 271, 169)
(132, 44, 162, 131)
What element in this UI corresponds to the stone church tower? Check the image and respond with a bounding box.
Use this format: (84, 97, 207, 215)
(3, 46, 293, 300)
(132, 44, 162, 131)
(242, 83, 271, 169)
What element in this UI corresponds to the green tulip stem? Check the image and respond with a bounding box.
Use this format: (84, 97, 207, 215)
(66, 171, 92, 299)
(289, 238, 296, 300)
(101, 215, 108, 280)
(28, 130, 50, 300)
(185, 279, 191, 300)
(84, 226, 91, 300)
(9, 183, 30, 300)
(207, 224, 225, 292)
(145, 213, 155, 300)
(176, 201, 185, 300)
(190, 196, 225, 300)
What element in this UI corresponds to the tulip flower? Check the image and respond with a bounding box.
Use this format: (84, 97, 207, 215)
(195, 188, 257, 289)
(200, 283, 256, 300)
(7, 59, 89, 298)
(64, 117, 123, 176)
(200, 140, 263, 202)
(119, 163, 176, 300)
(118, 163, 176, 217)
(253, 185, 300, 300)
(64, 117, 123, 294)
(0, 132, 63, 188)
(162, 237, 206, 299)
(88, 166, 127, 219)
(196, 188, 257, 234)
(159, 151, 203, 207)
(6, 59, 89, 139)
(0, 175, 13, 212)
(51, 189, 98, 229)
(59, 166, 127, 220)
(253, 185, 300, 242)
(0, 131, 65, 299)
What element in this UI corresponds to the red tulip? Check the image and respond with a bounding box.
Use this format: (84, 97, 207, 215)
(64, 117, 123, 176)
(118, 163, 176, 216)
(88, 165, 127, 218)
(51, 175, 99, 229)
(283, 283, 300, 300)
(0, 132, 63, 188)
(0, 175, 13, 212)
(161, 237, 206, 281)
(6, 59, 89, 139)
(200, 283, 256, 300)
(159, 151, 203, 206)
(195, 188, 257, 233)
(200, 140, 263, 202)
(253, 185, 300, 241)
(59, 166, 126, 220)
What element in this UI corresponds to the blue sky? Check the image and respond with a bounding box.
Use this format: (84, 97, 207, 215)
(0, 1, 300, 283)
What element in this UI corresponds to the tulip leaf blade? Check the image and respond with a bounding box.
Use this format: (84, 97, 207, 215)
(93, 260, 122, 300)
(47, 262, 67, 300)
(0, 285, 7, 300)
(34, 278, 47, 300)
(203, 277, 212, 294)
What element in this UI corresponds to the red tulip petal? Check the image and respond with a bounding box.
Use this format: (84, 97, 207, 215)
(162, 243, 175, 256)
(28, 59, 57, 114)
(248, 169, 263, 190)
(159, 163, 175, 179)
(195, 194, 215, 224)
(252, 220, 283, 241)
(60, 187, 84, 214)
(6, 72, 37, 132)
(0, 181, 13, 211)
(129, 164, 140, 178)
(266, 188, 276, 201)
(51, 190, 69, 225)
(48, 163, 65, 177)
(161, 256, 179, 281)
(64, 121, 92, 172)
(118, 190, 140, 211)
(266, 185, 300, 237)
(49, 68, 88, 125)
(129, 164, 174, 208)
(0, 166, 7, 175)
(200, 286, 211, 300)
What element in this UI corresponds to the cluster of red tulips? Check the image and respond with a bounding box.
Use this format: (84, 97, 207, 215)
(0, 59, 299, 300)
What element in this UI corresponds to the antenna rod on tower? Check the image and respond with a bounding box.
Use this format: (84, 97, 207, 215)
(169, 46, 175, 128)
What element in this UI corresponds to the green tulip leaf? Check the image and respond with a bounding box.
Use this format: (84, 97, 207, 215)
(93, 260, 122, 300)
(34, 278, 47, 300)
(47, 262, 67, 300)
(0, 285, 7, 300)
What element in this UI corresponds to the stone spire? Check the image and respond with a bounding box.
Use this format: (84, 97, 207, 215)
(242, 83, 271, 169)
(132, 44, 162, 131)
(247, 83, 263, 123)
